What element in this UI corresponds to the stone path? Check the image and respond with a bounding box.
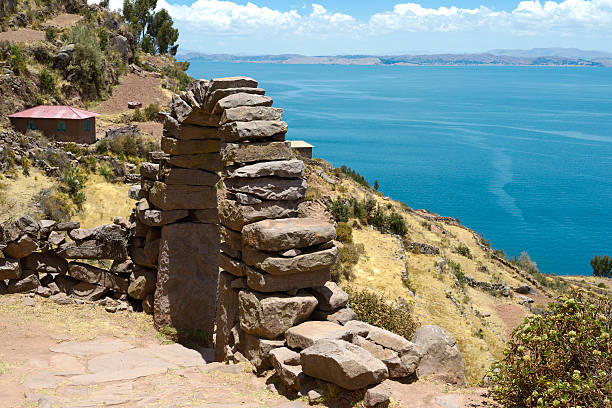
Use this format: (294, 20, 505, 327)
(19, 337, 309, 408)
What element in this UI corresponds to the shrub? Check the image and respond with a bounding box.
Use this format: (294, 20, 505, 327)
(336, 222, 353, 244)
(98, 164, 114, 181)
(45, 27, 56, 42)
(493, 248, 506, 258)
(591, 255, 612, 278)
(144, 103, 160, 121)
(345, 287, 417, 339)
(66, 25, 103, 99)
(455, 243, 473, 259)
(59, 167, 88, 209)
(597, 282, 606, 289)
(387, 212, 408, 236)
(328, 198, 350, 222)
(9, 45, 26, 76)
(487, 290, 611, 407)
(106, 133, 159, 159)
(21, 156, 30, 177)
(161, 61, 193, 92)
(39, 68, 56, 94)
(304, 186, 321, 201)
(421, 221, 432, 231)
(97, 27, 108, 50)
(330, 243, 364, 283)
(38, 187, 75, 221)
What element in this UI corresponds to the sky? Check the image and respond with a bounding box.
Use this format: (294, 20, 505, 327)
(96, 0, 612, 54)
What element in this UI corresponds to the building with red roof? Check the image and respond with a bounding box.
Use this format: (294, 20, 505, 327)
(8, 105, 99, 144)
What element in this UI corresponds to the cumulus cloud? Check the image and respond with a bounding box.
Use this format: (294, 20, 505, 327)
(89, 0, 612, 50)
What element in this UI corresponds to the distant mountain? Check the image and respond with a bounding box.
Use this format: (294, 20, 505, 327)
(178, 50, 612, 67)
(487, 48, 612, 59)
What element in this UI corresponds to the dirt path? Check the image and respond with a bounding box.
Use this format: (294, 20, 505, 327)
(0, 294, 494, 407)
(41, 13, 82, 30)
(0, 28, 45, 44)
(92, 73, 171, 115)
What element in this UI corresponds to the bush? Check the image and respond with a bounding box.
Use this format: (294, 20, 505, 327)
(328, 198, 350, 222)
(59, 167, 88, 209)
(330, 243, 364, 283)
(9, 45, 27, 76)
(591, 255, 612, 278)
(388, 212, 408, 236)
(45, 27, 56, 42)
(98, 164, 114, 181)
(38, 187, 75, 221)
(336, 222, 353, 244)
(455, 243, 473, 259)
(21, 156, 30, 177)
(162, 61, 193, 92)
(487, 290, 611, 407)
(105, 133, 159, 159)
(345, 287, 417, 339)
(66, 25, 103, 99)
(97, 27, 108, 50)
(39, 68, 56, 94)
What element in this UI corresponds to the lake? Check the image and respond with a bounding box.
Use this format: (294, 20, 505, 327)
(188, 61, 612, 276)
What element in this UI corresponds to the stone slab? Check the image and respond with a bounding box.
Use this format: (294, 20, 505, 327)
(242, 218, 336, 251)
(246, 267, 331, 293)
(149, 182, 217, 210)
(221, 142, 291, 165)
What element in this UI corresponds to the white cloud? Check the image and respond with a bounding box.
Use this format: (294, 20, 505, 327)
(88, 0, 612, 51)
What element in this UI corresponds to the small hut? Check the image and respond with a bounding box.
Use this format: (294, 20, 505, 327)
(8, 105, 99, 144)
(289, 140, 314, 159)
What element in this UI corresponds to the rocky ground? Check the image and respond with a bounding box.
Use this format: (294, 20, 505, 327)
(0, 293, 494, 408)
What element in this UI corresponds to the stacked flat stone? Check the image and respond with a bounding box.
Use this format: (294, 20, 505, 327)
(0, 215, 132, 301)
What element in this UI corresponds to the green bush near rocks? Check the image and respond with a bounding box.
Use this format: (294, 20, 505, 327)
(336, 222, 353, 243)
(487, 290, 611, 408)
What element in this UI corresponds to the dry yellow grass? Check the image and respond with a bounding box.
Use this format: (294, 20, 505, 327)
(73, 175, 136, 228)
(0, 168, 54, 223)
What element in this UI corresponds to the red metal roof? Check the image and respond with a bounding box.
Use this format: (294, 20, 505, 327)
(8, 105, 99, 120)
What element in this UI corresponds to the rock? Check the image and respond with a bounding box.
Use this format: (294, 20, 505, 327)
(0, 281, 7, 295)
(238, 290, 317, 339)
(246, 267, 330, 293)
(7, 271, 39, 293)
(309, 282, 349, 312)
(366, 325, 416, 354)
(21, 253, 68, 274)
(53, 51, 71, 69)
(47, 231, 66, 246)
(128, 267, 157, 299)
(142, 294, 154, 314)
(224, 177, 306, 201)
(219, 252, 246, 277)
(300, 339, 388, 390)
(353, 336, 419, 379)
(113, 216, 131, 229)
(4, 235, 38, 259)
(221, 141, 291, 165)
(128, 185, 144, 200)
(220, 120, 288, 143)
(16, 215, 40, 235)
(220, 106, 283, 124)
(242, 245, 338, 276)
(39, 219, 56, 231)
(214, 272, 240, 362)
(161, 137, 220, 155)
(213, 93, 273, 115)
(168, 153, 222, 172)
(237, 330, 285, 372)
(140, 209, 188, 226)
(37, 396, 52, 408)
(149, 182, 217, 210)
(71, 282, 108, 301)
(311, 307, 358, 325)
(23, 297, 35, 307)
(517, 295, 534, 305)
(51, 292, 72, 305)
(130, 247, 155, 268)
(128, 101, 142, 109)
(235, 193, 262, 205)
(209, 77, 258, 93)
(165, 124, 218, 141)
(0, 257, 21, 280)
(161, 168, 219, 186)
(69, 228, 95, 241)
(285, 321, 353, 350)
(225, 160, 305, 179)
(36, 286, 52, 298)
(68, 262, 129, 293)
(154, 222, 219, 336)
(57, 238, 128, 261)
(54, 221, 80, 231)
(269, 347, 308, 392)
(0, 220, 21, 242)
(110, 259, 133, 275)
(514, 285, 537, 295)
(218, 200, 299, 231)
(363, 381, 392, 408)
(110, 35, 131, 61)
(143, 238, 160, 266)
(242, 218, 336, 251)
(411, 325, 467, 387)
(55, 274, 80, 294)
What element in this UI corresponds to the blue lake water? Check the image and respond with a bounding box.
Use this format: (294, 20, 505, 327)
(188, 61, 612, 276)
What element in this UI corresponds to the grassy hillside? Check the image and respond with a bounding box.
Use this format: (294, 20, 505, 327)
(302, 158, 611, 385)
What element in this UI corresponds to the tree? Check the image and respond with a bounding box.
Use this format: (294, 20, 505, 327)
(591, 255, 612, 278)
(122, 0, 178, 55)
(99, 0, 110, 8)
(373, 180, 379, 190)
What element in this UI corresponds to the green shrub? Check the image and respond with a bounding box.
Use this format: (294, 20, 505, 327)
(421, 221, 432, 231)
(493, 248, 506, 259)
(455, 243, 473, 259)
(97, 27, 108, 50)
(63, 142, 82, 156)
(38, 187, 75, 221)
(106, 133, 159, 159)
(337, 165, 371, 188)
(345, 286, 417, 339)
(331, 243, 364, 283)
(143, 103, 160, 121)
(9, 45, 26, 76)
(98, 164, 114, 181)
(39, 68, 56, 94)
(591, 255, 612, 278)
(161, 61, 193, 92)
(45, 27, 56, 42)
(59, 167, 88, 209)
(66, 25, 103, 99)
(20, 156, 30, 177)
(336, 222, 353, 244)
(388, 212, 408, 236)
(597, 282, 606, 289)
(487, 290, 611, 407)
(328, 198, 350, 222)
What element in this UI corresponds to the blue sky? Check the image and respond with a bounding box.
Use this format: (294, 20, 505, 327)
(98, 0, 612, 54)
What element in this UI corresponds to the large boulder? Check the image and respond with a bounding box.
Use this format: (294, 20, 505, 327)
(7, 271, 39, 293)
(214, 272, 240, 362)
(238, 290, 317, 339)
(242, 218, 336, 252)
(269, 347, 308, 392)
(300, 339, 388, 390)
(237, 330, 285, 372)
(127, 267, 157, 299)
(67, 262, 129, 293)
(213, 93, 272, 115)
(110, 35, 131, 61)
(21, 253, 68, 274)
(411, 325, 467, 386)
(4, 235, 37, 259)
(285, 321, 353, 350)
(161, 168, 219, 186)
(224, 177, 306, 201)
